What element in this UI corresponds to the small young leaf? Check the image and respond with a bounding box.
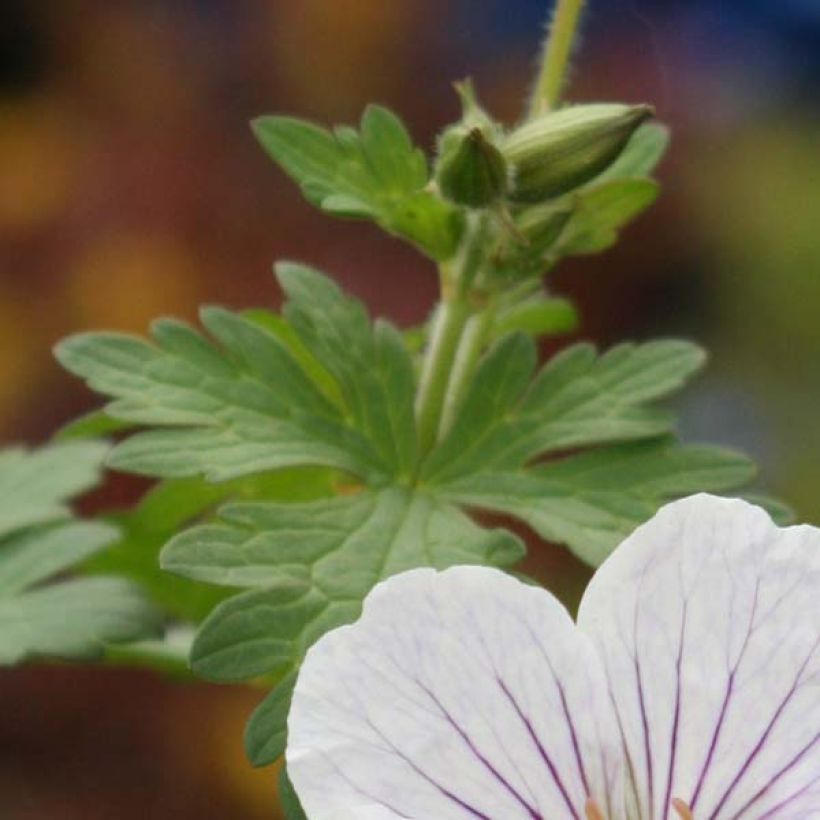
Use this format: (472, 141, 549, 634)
(252, 107, 461, 259)
(594, 122, 670, 182)
(493, 296, 578, 339)
(558, 178, 659, 256)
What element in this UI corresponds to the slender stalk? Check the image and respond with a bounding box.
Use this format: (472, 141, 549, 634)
(530, 0, 587, 117)
(414, 214, 489, 458)
(438, 308, 495, 438)
(415, 299, 471, 456)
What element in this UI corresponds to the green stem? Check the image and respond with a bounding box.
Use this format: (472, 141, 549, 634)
(439, 308, 495, 438)
(414, 214, 489, 458)
(530, 0, 587, 117)
(415, 299, 471, 456)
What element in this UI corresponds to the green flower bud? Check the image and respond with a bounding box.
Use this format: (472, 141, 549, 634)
(435, 126, 508, 208)
(503, 103, 653, 202)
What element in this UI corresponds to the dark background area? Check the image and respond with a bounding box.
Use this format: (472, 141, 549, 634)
(1, 0, 818, 816)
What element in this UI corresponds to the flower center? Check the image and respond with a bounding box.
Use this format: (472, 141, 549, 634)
(584, 797, 695, 819)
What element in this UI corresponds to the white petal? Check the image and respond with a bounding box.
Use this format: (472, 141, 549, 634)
(287, 566, 625, 819)
(578, 494, 820, 819)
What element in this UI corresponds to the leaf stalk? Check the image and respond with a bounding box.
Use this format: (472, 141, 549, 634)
(415, 214, 491, 458)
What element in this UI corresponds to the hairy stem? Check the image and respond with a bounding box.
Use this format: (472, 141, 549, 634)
(415, 299, 472, 457)
(530, 0, 587, 117)
(415, 215, 490, 457)
(438, 309, 495, 438)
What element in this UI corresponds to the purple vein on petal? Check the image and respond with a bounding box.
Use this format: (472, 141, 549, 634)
(495, 676, 582, 820)
(512, 613, 593, 803)
(690, 582, 761, 811)
(661, 602, 688, 818)
(329, 651, 497, 820)
(629, 557, 657, 820)
(555, 674, 593, 799)
(365, 716, 496, 820)
(754, 770, 820, 820)
(706, 635, 820, 819)
(635, 651, 655, 818)
(413, 677, 544, 819)
(607, 676, 642, 816)
(727, 731, 820, 820)
(324, 753, 414, 819)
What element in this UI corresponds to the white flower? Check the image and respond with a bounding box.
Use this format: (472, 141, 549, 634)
(286, 494, 820, 819)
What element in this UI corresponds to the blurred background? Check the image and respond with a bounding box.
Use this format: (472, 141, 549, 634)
(1, 0, 818, 816)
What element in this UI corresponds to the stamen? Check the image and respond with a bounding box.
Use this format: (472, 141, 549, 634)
(672, 798, 694, 819)
(585, 795, 694, 819)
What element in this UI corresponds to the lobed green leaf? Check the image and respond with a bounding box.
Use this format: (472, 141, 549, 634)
(252, 106, 461, 259)
(83, 470, 339, 623)
(438, 439, 757, 566)
(162, 485, 524, 760)
(0, 574, 162, 666)
(0, 443, 162, 666)
(422, 337, 706, 483)
(55, 265, 422, 486)
(0, 441, 109, 538)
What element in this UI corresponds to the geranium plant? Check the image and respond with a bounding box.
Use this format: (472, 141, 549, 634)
(3, 0, 816, 817)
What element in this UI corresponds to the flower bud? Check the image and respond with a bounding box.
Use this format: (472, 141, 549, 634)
(435, 126, 508, 208)
(503, 103, 653, 202)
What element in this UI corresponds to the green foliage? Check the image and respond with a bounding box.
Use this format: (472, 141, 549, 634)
(83, 470, 339, 623)
(0, 440, 106, 536)
(278, 766, 308, 820)
(556, 178, 659, 256)
(0, 442, 162, 665)
(13, 12, 792, 820)
(487, 121, 668, 283)
(163, 485, 522, 764)
(437, 438, 757, 566)
(55, 261, 771, 762)
(43, 54, 777, 796)
(252, 106, 462, 260)
(595, 122, 670, 181)
(57, 409, 134, 440)
(56, 267, 404, 486)
(247, 670, 298, 767)
(492, 295, 578, 339)
(420, 336, 707, 483)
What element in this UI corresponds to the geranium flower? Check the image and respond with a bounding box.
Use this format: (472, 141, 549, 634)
(286, 494, 820, 819)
